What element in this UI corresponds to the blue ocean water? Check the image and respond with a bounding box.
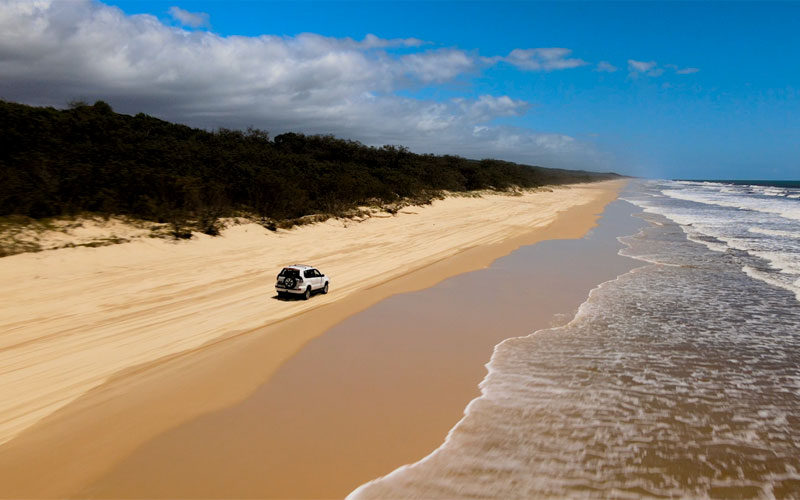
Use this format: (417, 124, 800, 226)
(350, 180, 800, 499)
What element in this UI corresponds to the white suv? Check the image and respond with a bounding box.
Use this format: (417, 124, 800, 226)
(275, 264, 330, 300)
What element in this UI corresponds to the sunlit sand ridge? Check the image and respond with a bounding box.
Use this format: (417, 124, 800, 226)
(0, 181, 622, 448)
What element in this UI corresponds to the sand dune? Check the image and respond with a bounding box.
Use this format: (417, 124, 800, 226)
(0, 182, 621, 448)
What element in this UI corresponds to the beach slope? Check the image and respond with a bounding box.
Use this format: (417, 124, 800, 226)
(0, 180, 624, 498)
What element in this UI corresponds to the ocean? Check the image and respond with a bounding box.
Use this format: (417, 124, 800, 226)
(350, 180, 800, 499)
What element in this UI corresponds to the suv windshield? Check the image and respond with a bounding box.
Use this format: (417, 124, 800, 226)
(279, 269, 300, 278)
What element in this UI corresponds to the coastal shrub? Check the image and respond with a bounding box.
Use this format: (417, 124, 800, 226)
(0, 99, 621, 229)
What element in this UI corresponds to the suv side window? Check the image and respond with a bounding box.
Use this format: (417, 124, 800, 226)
(304, 270, 314, 278)
(312, 269, 321, 277)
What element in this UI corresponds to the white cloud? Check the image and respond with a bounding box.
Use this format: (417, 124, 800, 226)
(359, 33, 426, 49)
(629, 60, 656, 72)
(499, 48, 588, 71)
(400, 48, 476, 83)
(665, 63, 699, 75)
(168, 6, 209, 28)
(454, 95, 530, 123)
(595, 61, 617, 73)
(628, 59, 664, 77)
(0, 0, 610, 170)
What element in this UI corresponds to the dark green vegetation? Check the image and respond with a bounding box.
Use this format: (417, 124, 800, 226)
(1, 100, 621, 234)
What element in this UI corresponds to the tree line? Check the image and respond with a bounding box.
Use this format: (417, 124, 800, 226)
(0, 99, 621, 233)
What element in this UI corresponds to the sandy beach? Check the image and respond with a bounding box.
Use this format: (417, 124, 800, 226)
(79, 199, 647, 499)
(3, 2, 796, 496)
(0, 180, 624, 498)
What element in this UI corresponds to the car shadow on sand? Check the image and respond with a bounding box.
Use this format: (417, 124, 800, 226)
(272, 290, 326, 301)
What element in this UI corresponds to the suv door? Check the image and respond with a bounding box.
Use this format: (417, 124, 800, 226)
(313, 269, 324, 289)
(312, 269, 324, 289)
(303, 269, 318, 290)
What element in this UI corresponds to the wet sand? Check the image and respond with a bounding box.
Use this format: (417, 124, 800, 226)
(0, 181, 625, 498)
(76, 201, 646, 499)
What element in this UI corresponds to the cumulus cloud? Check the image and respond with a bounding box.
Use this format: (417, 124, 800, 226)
(453, 95, 530, 123)
(497, 48, 588, 71)
(400, 48, 476, 83)
(0, 0, 608, 169)
(168, 6, 209, 28)
(595, 61, 618, 73)
(628, 59, 664, 77)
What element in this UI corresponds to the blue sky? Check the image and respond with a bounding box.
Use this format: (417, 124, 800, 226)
(1, 1, 798, 179)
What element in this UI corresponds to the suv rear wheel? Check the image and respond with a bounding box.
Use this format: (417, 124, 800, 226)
(303, 287, 311, 300)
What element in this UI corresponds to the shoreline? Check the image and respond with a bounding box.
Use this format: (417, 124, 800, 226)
(0, 180, 625, 498)
(348, 200, 648, 499)
(79, 199, 647, 499)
